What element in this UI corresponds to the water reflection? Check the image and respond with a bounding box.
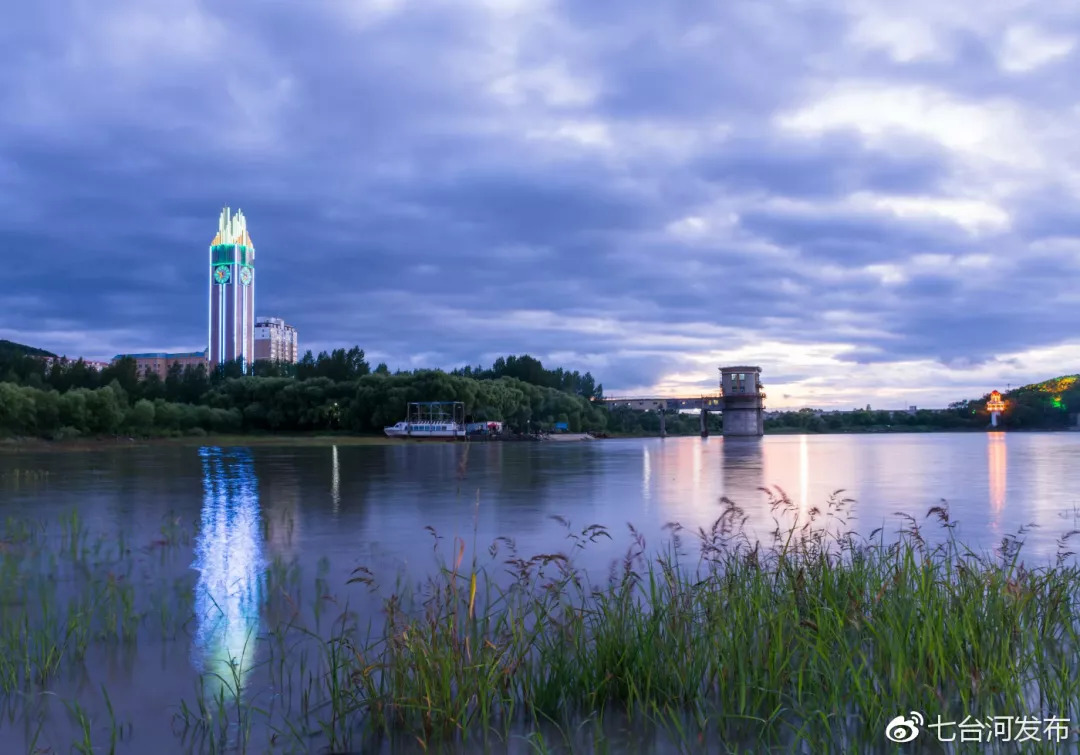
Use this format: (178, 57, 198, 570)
(262, 454, 300, 558)
(192, 447, 265, 696)
(692, 438, 702, 488)
(643, 446, 652, 504)
(799, 434, 809, 520)
(331, 444, 341, 515)
(720, 437, 765, 507)
(988, 433, 1007, 516)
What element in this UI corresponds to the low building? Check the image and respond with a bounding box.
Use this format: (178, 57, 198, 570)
(254, 317, 298, 364)
(41, 356, 111, 371)
(113, 351, 208, 379)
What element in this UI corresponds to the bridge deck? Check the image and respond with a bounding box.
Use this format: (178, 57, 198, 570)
(601, 396, 725, 410)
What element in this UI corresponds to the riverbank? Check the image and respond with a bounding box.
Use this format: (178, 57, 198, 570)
(608, 426, 1073, 438)
(6, 426, 1073, 453)
(0, 432, 589, 452)
(764, 424, 983, 434)
(2, 493, 1078, 752)
(0, 432, 408, 452)
(603, 427, 978, 438)
(1, 429, 618, 451)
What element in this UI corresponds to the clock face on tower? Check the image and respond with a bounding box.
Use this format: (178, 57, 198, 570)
(213, 265, 231, 285)
(239, 266, 253, 286)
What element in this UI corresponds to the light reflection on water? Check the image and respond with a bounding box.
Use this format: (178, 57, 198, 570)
(642, 446, 651, 504)
(331, 443, 341, 515)
(192, 447, 265, 696)
(989, 432, 1007, 528)
(799, 433, 809, 520)
(610, 433, 1080, 561)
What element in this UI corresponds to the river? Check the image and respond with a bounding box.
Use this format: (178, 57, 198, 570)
(1, 432, 1078, 752)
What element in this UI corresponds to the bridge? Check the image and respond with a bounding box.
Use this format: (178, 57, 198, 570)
(601, 396, 725, 411)
(599, 366, 766, 437)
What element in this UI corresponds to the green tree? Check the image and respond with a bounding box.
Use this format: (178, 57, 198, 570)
(0, 383, 36, 435)
(100, 357, 139, 395)
(127, 399, 156, 434)
(85, 387, 125, 434)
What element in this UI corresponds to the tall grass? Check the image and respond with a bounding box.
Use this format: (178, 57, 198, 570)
(0, 510, 181, 751)
(309, 491, 1080, 751)
(3, 492, 1080, 752)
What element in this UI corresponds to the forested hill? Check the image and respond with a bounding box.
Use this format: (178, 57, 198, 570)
(0, 340, 55, 359)
(887, 373, 1080, 430)
(968, 374, 1079, 428)
(1007, 374, 1079, 400)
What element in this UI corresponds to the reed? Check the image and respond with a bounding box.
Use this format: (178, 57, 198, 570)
(310, 491, 1080, 751)
(3, 492, 1080, 752)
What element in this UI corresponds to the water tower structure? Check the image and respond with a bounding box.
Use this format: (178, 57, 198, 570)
(986, 390, 1005, 428)
(718, 366, 765, 436)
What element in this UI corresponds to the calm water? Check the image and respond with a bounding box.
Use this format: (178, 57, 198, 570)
(5, 432, 1079, 569)
(2, 432, 1079, 752)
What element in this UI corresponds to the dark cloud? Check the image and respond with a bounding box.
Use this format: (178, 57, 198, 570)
(737, 211, 977, 265)
(697, 135, 949, 199)
(1, 0, 1078, 403)
(405, 168, 659, 246)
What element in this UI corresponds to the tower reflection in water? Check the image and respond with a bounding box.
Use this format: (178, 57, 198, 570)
(193, 447, 265, 695)
(719, 438, 767, 532)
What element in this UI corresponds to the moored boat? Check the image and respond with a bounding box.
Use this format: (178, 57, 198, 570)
(384, 420, 466, 439)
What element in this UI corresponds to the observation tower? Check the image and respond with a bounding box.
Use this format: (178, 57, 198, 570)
(986, 390, 1005, 428)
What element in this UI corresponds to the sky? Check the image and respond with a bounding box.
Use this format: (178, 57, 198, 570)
(2, 0, 1079, 409)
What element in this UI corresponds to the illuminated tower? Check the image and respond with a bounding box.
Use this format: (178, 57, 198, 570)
(986, 390, 1005, 428)
(209, 207, 255, 368)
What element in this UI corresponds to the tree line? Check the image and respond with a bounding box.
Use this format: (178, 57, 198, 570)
(764, 377, 1080, 433)
(2, 338, 1076, 438)
(0, 346, 610, 439)
(451, 355, 603, 401)
(764, 407, 979, 433)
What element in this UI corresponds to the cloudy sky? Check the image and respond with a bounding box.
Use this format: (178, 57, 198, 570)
(2, 0, 1079, 408)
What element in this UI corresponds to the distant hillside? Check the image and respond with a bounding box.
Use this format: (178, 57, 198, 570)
(0, 339, 56, 359)
(964, 374, 1078, 403)
(1009, 374, 1079, 397)
(956, 373, 1080, 428)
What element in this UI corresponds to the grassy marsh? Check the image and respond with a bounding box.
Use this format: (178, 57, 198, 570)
(2, 492, 1080, 753)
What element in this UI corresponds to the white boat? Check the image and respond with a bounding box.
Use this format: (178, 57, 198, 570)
(384, 421, 466, 439)
(544, 433, 596, 442)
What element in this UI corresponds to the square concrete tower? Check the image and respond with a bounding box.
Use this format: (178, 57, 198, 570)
(719, 366, 764, 436)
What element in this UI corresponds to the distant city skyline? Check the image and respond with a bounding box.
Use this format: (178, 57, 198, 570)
(3, 1, 1079, 408)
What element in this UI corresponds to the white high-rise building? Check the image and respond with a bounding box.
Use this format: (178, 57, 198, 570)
(254, 317, 299, 364)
